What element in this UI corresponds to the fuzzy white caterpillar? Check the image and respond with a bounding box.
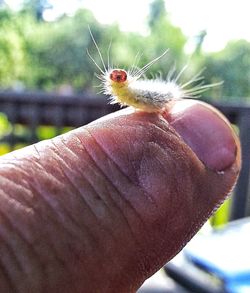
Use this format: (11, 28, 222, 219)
(88, 29, 220, 113)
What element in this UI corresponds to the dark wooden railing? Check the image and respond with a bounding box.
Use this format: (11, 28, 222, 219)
(0, 91, 249, 220)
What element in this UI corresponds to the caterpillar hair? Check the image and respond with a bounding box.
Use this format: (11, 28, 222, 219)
(87, 28, 221, 113)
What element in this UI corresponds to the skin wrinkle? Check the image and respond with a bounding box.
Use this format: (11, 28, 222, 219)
(55, 138, 117, 223)
(117, 126, 141, 181)
(138, 142, 173, 209)
(7, 156, 87, 249)
(139, 131, 194, 210)
(76, 129, 161, 279)
(92, 117, 143, 177)
(130, 117, 175, 161)
(20, 164, 79, 268)
(29, 172, 91, 251)
(47, 163, 126, 272)
(77, 132, 149, 253)
(77, 129, 149, 229)
(17, 159, 102, 292)
(138, 142, 192, 250)
(0, 175, 33, 213)
(35, 138, 143, 290)
(89, 129, 160, 211)
(0, 215, 24, 274)
(0, 191, 38, 263)
(118, 115, 178, 156)
(64, 155, 134, 246)
(59, 133, 137, 238)
(0, 163, 35, 201)
(0, 188, 37, 250)
(0, 193, 44, 292)
(50, 138, 117, 241)
(139, 142, 171, 184)
(0, 232, 22, 280)
(32, 142, 42, 161)
(0, 257, 16, 292)
(125, 111, 178, 140)
(86, 126, 140, 185)
(0, 166, 68, 291)
(61, 133, 153, 276)
(28, 169, 76, 241)
(148, 120, 180, 143)
(1, 158, 67, 264)
(84, 126, 161, 217)
(62, 135, 125, 212)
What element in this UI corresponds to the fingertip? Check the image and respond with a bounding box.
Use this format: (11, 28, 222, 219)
(163, 100, 241, 172)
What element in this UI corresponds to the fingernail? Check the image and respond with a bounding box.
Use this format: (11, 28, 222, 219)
(163, 100, 238, 171)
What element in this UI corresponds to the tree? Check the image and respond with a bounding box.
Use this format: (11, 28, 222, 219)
(21, 0, 52, 21)
(194, 30, 207, 55)
(0, 9, 27, 88)
(147, 0, 187, 75)
(148, 0, 166, 29)
(201, 40, 250, 100)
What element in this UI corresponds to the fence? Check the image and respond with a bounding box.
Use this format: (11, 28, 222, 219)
(0, 91, 249, 220)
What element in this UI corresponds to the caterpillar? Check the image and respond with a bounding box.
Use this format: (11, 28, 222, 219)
(87, 29, 220, 113)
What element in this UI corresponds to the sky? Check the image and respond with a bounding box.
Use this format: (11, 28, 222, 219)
(5, 0, 250, 52)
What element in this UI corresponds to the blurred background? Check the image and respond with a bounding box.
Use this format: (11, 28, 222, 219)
(0, 0, 250, 292)
(1, 0, 250, 98)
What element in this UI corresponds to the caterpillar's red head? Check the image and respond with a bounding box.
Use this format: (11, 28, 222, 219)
(109, 69, 127, 83)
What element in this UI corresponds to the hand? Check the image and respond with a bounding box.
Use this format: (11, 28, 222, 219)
(0, 100, 240, 293)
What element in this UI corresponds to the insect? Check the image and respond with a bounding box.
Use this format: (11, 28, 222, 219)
(87, 29, 220, 113)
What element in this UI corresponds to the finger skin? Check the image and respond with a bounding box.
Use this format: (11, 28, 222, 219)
(0, 101, 240, 292)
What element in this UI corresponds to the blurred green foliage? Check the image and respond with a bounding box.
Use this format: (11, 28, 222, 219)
(0, 0, 249, 100)
(0, 9, 27, 86)
(210, 198, 231, 227)
(0, 2, 244, 125)
(200, 40, 250, 101)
